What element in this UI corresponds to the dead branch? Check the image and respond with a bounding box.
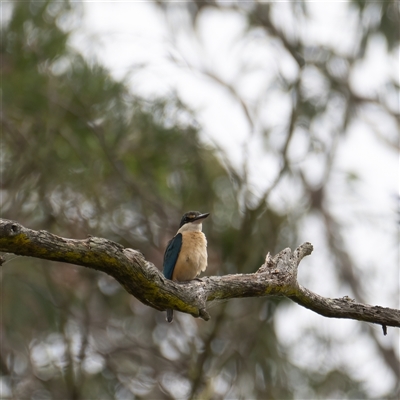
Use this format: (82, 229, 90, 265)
(0, 219, 398, 330)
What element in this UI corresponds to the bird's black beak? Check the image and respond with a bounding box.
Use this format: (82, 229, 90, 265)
(193, 212, 210, 222)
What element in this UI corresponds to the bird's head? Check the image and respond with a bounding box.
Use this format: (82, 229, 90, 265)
(178, 211, 210, 232)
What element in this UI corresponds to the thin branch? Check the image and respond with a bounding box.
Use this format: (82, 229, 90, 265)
(0, 219, 398, 329)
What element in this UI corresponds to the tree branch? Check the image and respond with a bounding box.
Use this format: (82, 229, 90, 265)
(0, 219, 398, 330)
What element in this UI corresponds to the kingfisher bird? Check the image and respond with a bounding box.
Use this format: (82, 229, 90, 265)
(163, 211, 210, 322)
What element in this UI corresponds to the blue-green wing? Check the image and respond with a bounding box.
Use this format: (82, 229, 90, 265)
(163, 233, 182, 279)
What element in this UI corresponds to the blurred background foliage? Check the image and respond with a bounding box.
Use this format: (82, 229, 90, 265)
(1, 1, 399, 399)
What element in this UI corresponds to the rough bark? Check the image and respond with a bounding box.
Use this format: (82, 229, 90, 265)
(0, 218, 398, 331)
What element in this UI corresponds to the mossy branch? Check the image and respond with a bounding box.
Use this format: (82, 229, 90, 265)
(0, 219, 399, 331)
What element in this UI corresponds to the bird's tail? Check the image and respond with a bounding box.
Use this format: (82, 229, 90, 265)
(166, 309, 174, 323)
